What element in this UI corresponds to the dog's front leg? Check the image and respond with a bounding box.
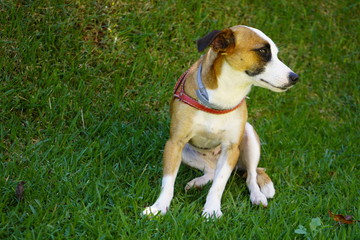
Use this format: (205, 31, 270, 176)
(142, 138, 184, 216)
(202, 143, 240, 218)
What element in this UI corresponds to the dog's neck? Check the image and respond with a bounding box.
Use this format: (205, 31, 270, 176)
(200, 50, 253, 109)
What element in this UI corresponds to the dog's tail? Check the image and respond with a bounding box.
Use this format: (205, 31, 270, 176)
(256, 168, 275, 198)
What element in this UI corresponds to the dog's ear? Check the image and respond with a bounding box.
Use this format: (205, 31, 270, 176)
(197, 29, 235, 53)
(197, 30, 221, 52)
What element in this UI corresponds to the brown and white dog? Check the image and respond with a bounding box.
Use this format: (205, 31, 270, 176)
(143, 25, 299, 218)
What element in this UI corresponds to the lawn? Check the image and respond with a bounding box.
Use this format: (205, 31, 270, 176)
(1, 0, 359, 239)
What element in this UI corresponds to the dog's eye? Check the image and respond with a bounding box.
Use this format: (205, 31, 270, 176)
(255, 46, 271, 61)
(257, 48, 269, 56)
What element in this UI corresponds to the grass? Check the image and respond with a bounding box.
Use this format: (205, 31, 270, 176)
(1, 0, 359, 239)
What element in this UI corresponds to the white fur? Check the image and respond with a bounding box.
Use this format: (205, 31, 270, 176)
(207, 61, 252, 109)
(260, 182, 275, 199)
(188, 110, 246, 219)
(183, 122, 276, 206)
(240, 123, 268, 206)
(181, 144, 217, 190)
(245, 26, 295, 92)
(142, 175, 175, 216)
(192, 108, 245, 146)
(203, 160, 234, 218)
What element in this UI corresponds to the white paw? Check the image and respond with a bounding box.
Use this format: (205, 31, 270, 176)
(250, 191, 268, 207)
(185, 175, 212, 191)
(202, 208, 223, 219)
(141, 206, 164, 217)
(260, 182, 275, 199)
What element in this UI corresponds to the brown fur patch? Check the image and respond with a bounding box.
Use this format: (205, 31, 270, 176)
(256, 168, 272, 187)
(180, 60, 201, 99)
(165, 98, 198, 175)
(197, 26, 270, 91)
(241, 168, 272, 187)
(225, 27, 268, 73)
(198, 55, 222, 90)
(210, 29, 235, 53)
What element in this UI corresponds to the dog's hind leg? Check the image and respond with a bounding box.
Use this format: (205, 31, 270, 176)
(238, 122, 275, 206)
(182, 144, 220, 191)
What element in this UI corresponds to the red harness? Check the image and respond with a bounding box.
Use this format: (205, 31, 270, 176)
(173, 69, 245, 114)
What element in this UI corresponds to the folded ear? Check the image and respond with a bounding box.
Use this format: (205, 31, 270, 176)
(197, 30, 221, 52)
(197, 29, 235, 53)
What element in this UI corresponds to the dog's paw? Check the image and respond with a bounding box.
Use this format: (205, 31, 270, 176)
(185, 175, 212, 191)
(250, 191, 268, 207)
(202, 208, 223, 219)
(260, 182, 275, 199)
(141, 206, 164, 217)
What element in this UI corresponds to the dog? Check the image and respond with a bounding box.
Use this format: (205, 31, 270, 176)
(142, 25, 299, 218)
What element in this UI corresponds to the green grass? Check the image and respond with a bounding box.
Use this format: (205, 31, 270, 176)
(1, 0, 359, 239)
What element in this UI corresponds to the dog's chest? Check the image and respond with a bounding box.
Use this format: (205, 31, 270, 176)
(189, 110, 244, 149)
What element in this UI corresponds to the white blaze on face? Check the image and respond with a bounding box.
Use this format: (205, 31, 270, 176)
(245, 26, 295, 92)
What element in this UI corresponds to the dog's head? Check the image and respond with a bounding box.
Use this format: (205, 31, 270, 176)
(197, 25, 299, 92)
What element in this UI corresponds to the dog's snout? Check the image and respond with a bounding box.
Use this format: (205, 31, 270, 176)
(289, 72, 299, 84)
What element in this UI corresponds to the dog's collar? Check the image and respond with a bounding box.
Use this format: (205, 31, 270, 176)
(195, 63, 225, 110)
(173, 63, 245, 114)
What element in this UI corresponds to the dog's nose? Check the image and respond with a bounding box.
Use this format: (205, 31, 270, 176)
(289, 72, 299, 84)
